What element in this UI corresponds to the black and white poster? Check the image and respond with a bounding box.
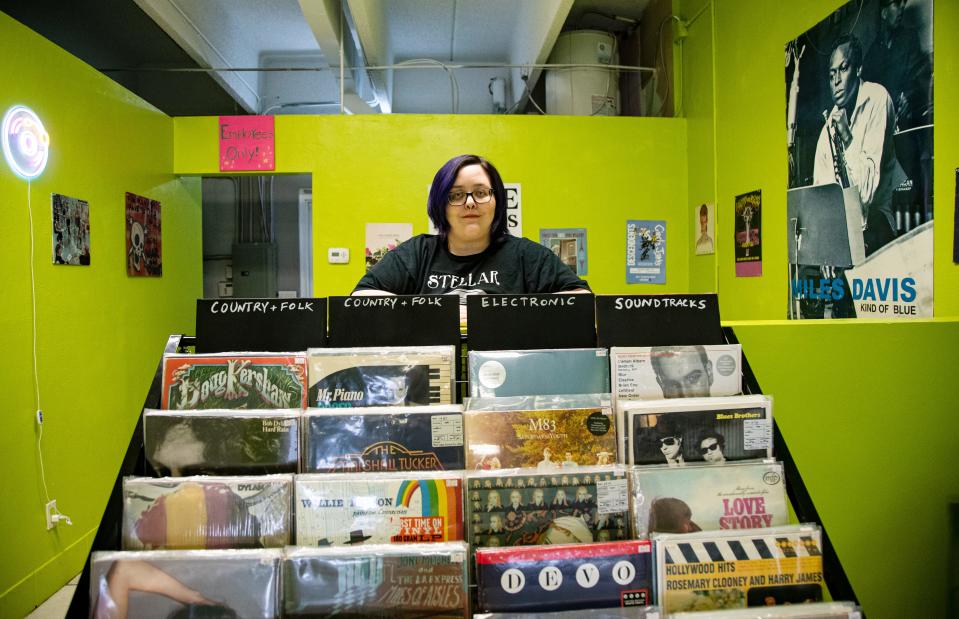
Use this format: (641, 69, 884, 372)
(786, 0, 933, 319)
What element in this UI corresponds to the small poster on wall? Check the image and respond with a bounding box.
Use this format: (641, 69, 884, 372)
(626, 220, 666, 284)
(366, 223, 412, 271)
(218, 115, 275, 172)
(734, 190, 762, 277)
(695, 203, 715, 255)
(51, 193, 90, 266)
(540, 227, 587, 275)
(126, 192, 162, 277)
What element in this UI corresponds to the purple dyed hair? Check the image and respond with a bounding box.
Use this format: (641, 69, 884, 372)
(426, 154, 509, 242)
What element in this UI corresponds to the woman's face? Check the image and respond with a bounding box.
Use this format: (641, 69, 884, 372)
(446, 164, 495, 248)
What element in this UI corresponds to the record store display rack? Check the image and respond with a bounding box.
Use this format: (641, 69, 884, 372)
(69, 294, 864, 618)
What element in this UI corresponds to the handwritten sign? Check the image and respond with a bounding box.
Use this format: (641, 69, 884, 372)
(219, 115, 275, 171)
(467, 294, 596, 350)
(195, 298, 326, 352)
(595, 294, 723, 347)
(327, 295, 460, 347)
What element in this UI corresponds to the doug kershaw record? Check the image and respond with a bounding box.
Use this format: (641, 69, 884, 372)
(655, 525, 825, 613)
(283, 543, 469, 618)
(295, 471, 464, 546)
(624, 395, 773, 466)
(303, 405, 465, 472)
(307, 346, 455, 407)
(161, 353, 308, 409)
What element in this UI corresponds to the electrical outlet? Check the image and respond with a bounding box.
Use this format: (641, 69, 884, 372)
(45, 500, 58, 529)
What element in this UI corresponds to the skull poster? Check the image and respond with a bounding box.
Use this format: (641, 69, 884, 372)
(126, 192, 162, 277)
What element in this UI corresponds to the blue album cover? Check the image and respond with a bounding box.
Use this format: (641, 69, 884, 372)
(476, 540, 652, 613)
(469, 348, 610, 398)
(303, 407, 465, 472)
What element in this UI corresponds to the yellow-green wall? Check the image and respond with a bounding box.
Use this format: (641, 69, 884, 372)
(174, 115, 690, 296)
(0, 12, 201, 617)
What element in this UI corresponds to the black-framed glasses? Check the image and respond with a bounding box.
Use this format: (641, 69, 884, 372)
(448, 187, 493, 206)
(700, 442, 720, 454)
(659, 436, 680, 446)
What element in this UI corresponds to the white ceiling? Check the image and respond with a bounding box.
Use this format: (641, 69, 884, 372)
(133, 0, 650, 115)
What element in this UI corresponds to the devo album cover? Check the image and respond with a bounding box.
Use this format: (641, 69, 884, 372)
(632, 461, 787, 537)
(624, 396, 773, 466)
(469, 348, 611, 398)
(295, 472, 464, 546)
(307, 346, 455, 407)
(121, 475, 293, 550)
(467, 466, 630, 550)
(161, 353, 308, 410)
(303, 406, 465, 473)
(283, 543, 469, 618)
(144, 409, 300, 476)
(90, 549, 281, 619)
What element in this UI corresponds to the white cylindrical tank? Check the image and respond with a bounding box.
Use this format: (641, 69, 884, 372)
(545, 30, 620, 116)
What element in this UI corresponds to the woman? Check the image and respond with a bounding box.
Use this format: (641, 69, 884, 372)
(353, 154, 589, 302)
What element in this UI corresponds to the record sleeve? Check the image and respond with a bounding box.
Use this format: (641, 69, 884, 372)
(122, 475, 293, 550)
(161, 353, 308, 410)
(90, 549, 282, 619)
(469, 348, 610, 398)
(624, 396, 773, 466)
(654, 525, 825, 613)
(467, 466, 630, 549)
(464, 406, 616, 470)
(632, 461, 787, 537)
(610, 345, 742, 400)
(303, 406, 465, 473)
(475, 540, 653, 613)
(474, 609, 661, 619)
(466, 393, 611, 412)
(307, 346, 455, 407)
(144, 409, 300, 476)
(283, 543, 469, 617)
(295, 471, 465, 546)
(669, 601, 860, 618)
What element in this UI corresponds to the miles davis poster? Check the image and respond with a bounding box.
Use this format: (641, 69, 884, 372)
(785, 0, 933, 319)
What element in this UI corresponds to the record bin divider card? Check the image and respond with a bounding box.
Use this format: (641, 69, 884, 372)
(595, 294, 724, 348)
(327, 295, 461, 347)
(195, 298, 328, 353)
(466, 294, 596, 350)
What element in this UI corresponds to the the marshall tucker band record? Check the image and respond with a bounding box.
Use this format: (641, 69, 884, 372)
(303, 405, 465, 473)
(476, 540, 653, 613)
(121, 475, 293, 550)
(467, 466, 630, 550)
(307, 345, 455, 407)
(161, 353, 308, 410)
(90, 549, 282, 619)
(464, 406, 616, 470)
(611, 345, 742, 401)
(632, 461, 787, 537)
(144, 408, 300, 476)
(283, 543, 469, 618)
(295, 472, 464, 546)
(469, 348, 611, 398)
(655, 525, 824, 613)
(625, 396, 773, 466)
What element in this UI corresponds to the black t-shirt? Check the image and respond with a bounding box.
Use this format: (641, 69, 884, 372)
(353, 234, 589, 296)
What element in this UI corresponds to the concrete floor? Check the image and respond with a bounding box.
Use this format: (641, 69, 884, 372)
(24, 574, 78, 619)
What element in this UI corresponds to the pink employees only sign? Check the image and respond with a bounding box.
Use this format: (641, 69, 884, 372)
(218, 115, 275, 171)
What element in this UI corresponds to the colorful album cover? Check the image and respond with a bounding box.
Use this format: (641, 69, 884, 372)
(469, 349, 610, 398)
(161, 353, 308, 410)
(283, 543, 469, 617)
(625, 396, 773, 466)
(464, 407, 616, 470)
(632, 461, 787, 537)
(670, 601, 860, 618)
(51, 193, 90, 266)
(295, 472, 464, 546)
(90, 549, 282, 619)
(307, 346, 455, 407)
(303, 406, 465, 473)
(121, 475, 293, 550)
(125, 191, 161, 276)
(143, 409, 300, 476)
(654, 525, 825, 613)
(467, 466, 630, 549)
(476, 540, 653, 613)
(611, 345, 742, 401)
